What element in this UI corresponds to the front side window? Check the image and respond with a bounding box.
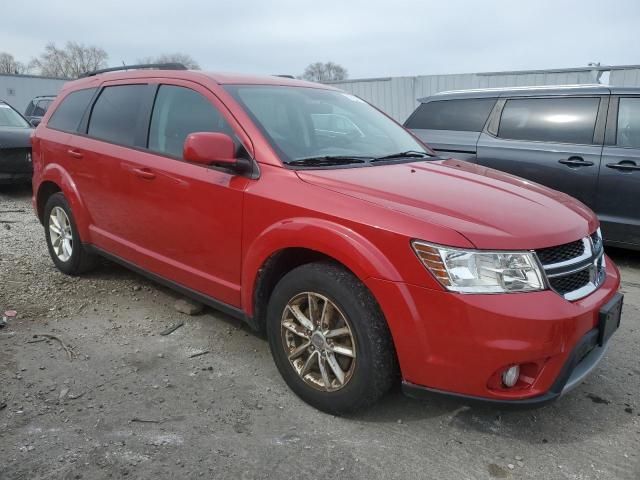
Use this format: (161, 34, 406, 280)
(0, 103, 30, 128)
(404, 98, 497, 132)
(48, 88, 96, 132)
(616, 97, 640, 149)
(225, 85, 428, 165)
(88, 85, 147, 146)
(498, 97, 600, 144)
(148, 85, 232, 158)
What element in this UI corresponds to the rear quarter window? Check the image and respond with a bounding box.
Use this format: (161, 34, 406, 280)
(48, 88, 97, 133)
(404, 98, 497, 132)
(498, 97, 600, 144)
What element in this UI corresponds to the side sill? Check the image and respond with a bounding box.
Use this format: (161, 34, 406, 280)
(85, 244, 256, 329)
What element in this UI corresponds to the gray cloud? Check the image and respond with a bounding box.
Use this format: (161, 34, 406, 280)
(3, 0, 639, 78)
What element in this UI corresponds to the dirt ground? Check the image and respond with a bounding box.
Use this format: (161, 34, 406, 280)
(1, 184, 639, 480)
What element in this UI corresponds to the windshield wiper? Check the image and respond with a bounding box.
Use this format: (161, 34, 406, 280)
(285, 156, 370, 167)
(371, 150, 432, 162)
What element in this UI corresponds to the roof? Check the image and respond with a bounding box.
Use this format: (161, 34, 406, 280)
(418, 84, 614, 102)
(59, 69, 337, 93)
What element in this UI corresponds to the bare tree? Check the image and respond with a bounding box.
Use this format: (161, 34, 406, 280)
(29, 42, 108, 78)
(0, 52, 26, 75)
(301, 62, 348, 82)
(137, 53, 200, 70)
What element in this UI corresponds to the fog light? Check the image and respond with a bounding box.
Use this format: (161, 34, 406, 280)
(502, 365, 520, 388)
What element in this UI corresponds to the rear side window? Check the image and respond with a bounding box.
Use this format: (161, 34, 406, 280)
(616, 97, 640, 148)
(88, 85, 147, 146)
(148, 85, 232, 158)
(48, 88, 96, 132)
(33, 99, 52, 117)
(404, 98, 497, 132)
(498, 97, 600, 144)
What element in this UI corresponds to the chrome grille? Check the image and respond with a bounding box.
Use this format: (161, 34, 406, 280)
(548, 269, 591, 295)
(535, 229, 605, 301)
(536, 240, 585, 265)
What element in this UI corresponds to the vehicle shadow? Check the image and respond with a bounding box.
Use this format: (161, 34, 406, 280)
(0, 183, 32, 200)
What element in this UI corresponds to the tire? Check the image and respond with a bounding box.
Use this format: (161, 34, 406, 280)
(44, 192, 97, 275)
(267, 261, 397, 415)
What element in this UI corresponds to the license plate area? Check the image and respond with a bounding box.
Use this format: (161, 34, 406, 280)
(598, 292, 623, 346)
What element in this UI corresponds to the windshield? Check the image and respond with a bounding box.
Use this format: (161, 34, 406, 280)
(224, 85, 429, 166)
(0, 103, 30, 128)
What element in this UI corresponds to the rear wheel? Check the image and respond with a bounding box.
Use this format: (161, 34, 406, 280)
(44, 192, 96, 275)
(267, 262, 397, 414)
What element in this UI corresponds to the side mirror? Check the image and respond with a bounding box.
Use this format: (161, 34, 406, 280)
(30, 118, 41, 127)
(183, 132, 237, 167)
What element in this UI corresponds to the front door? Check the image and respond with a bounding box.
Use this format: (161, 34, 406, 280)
(114, 82, 251, 306)
(597, 95, 640, 247)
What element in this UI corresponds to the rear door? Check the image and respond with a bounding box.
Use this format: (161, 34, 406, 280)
(597, 95, 640, 247)
(476, 95, 607, 209)
(404, 98, 497, 161)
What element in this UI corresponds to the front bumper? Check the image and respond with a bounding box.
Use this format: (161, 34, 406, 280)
(0, 171, 32, 184)
(366, 256, 621, 404)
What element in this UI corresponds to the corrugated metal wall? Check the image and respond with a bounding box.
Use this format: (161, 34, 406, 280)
(330, 67, 640, 122)
(0, 74, 68, 113)
(610, 68, 640, 86)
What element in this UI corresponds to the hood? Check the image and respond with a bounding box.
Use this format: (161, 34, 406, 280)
(0, 127, 32, 149)
(296, 159, 598, 250)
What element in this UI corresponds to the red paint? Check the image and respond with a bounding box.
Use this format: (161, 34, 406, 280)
(31, 70, 621, 402)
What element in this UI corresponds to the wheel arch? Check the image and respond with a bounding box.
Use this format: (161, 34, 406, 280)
(243, 217, 402, 331)
(36, 165, 91, 240)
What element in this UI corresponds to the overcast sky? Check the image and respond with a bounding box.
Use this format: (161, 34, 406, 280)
(3, 0, 639, 79)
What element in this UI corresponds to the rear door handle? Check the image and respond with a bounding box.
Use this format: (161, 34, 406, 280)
(67, 149, 83, 159)
(606, 161, 640, 171)
(558, 157, 594, 167)
(131, 167, 156, 180)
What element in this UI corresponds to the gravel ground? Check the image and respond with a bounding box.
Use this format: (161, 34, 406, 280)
(1, 184, 639, 480)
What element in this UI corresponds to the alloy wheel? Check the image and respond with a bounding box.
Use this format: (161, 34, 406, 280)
(280, 292, 356, 391)
(49, 206, 73, 262)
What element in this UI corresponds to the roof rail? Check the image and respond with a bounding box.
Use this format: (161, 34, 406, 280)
(273, 74, 296, 79)
(79, 63, 187, 78)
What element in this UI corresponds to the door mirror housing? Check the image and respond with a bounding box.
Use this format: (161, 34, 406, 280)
(183, 132, 238, 167)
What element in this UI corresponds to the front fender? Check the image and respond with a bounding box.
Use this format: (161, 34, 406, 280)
(38, 164, 92, 241)
(241, 217, 402, 315)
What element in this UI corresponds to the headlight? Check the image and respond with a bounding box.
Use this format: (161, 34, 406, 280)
(412, 241, 545, 294)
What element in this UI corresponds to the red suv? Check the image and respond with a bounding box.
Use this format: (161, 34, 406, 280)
(31, 65, 623, 414)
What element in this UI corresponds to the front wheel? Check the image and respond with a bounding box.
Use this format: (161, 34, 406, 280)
(266, 262, 397, 414)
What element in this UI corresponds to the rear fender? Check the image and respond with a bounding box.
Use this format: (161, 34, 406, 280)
(38, 164, 92, 241)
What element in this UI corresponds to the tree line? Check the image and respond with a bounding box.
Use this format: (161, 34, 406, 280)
(0, 42, 200, 78)
(1, 41, 348, 82)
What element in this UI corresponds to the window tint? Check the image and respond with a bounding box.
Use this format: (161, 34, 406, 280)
(25, 101, 35, 117)
(616, 97, 640, 148)
(48, 88, 96, 132)
(88, 85, 147, 146)
(148, 85, 231, 158)
(498, 97, 600, 144)
(404, 98, 497, 132)
(33, 99, 52, 117)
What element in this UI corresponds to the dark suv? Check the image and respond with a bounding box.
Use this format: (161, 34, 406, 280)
(24, 95, 56, 127)
(405, 85, 640, 250)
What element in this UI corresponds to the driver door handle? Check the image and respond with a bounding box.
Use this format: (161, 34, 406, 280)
(67, 149, 83, 159)
(131, 167, 156, 180)
(606, 161, 640, 171)
(558, 157, 594, 167)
